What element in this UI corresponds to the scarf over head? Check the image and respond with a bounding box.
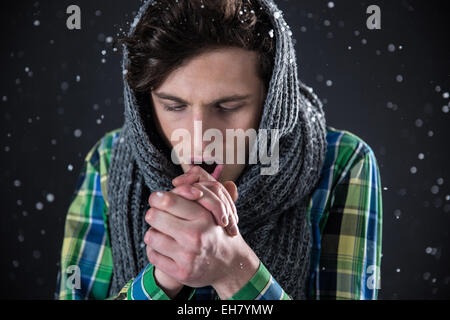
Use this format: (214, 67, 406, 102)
(107, 0, 327, 299)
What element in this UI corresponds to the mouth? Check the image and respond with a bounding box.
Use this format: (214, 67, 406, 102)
(199, 162, 217, 175)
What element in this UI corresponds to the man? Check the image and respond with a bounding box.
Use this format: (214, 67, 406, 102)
(57, 0, 382, 300)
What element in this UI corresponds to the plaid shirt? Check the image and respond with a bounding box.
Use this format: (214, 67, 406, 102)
(56, 126, 382, 300)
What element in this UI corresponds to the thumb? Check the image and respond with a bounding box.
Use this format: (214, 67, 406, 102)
(223, 181, 238, 203)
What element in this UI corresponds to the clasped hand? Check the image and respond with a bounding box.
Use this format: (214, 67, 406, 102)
(143, 166, 259, 298)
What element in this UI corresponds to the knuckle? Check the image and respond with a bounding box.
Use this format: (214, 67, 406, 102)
(145, 209, 151, 223)
(147, 208, 157, 224)
(193, 182, 203, 190)
(147, 229, 156, 244)
(177, 184, 190, 193)
(160, 193, 173, 208)
(211, 181, 221, 188)
(146, 248, 156, 263)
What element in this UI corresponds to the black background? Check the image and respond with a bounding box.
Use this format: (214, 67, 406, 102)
(1, 0, 449, 299)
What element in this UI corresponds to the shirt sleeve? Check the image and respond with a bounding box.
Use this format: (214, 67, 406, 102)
(56, 139, 113, 300)
(56, 137, 195, 300)
(225, 262, 292, 300)
(111, 264, 196, 300)
(315, 149, 383, 300)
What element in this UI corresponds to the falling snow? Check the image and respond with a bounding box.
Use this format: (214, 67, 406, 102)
(61, 82, 69, 91)
(35, 202, 44, 210)
(46, 193, 55, 203)
(73, 129, 82, 138)
(0, 0, 447, 300)
(430, 185, 439, 195)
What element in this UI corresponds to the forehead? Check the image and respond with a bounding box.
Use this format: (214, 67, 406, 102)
(157, 47, 261, 99)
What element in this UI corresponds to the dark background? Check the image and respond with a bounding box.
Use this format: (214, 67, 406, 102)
(1, 0, 449, 299)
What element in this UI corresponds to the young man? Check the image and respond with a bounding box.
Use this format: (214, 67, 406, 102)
(57, 0, 382, 300)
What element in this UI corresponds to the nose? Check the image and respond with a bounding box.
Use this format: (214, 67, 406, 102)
(190, 107, 216, 160)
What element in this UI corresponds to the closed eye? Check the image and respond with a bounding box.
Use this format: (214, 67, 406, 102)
(163, 104, 186, 112)
(163, 104, 243, 112)
(215, 104, 243, 112)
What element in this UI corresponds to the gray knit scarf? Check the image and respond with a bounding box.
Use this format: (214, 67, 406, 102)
(107, 0, 327, 299)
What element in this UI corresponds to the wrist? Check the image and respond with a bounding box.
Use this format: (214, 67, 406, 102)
(212, 236, 260, 300)
(154, 267, 184, 298)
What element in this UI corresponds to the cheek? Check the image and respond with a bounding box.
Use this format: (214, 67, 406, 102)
(157, 117, 174, 142)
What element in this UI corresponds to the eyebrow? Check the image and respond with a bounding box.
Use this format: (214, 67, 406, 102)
(153, 92, 250, 107)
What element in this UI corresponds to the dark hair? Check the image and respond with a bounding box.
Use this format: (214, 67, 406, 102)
(120, 0, 275, 94)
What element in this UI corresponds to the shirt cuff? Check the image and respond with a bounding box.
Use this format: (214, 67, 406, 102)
(128, 264, 195, 300)
(227, 262, 292, 300)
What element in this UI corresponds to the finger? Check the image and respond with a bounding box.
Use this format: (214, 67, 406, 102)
(148, 185, 202, 206)
(191, 183, 229, 227)
(201, 180, 239, 228)
(214, 181, 239, 225)
(223, 181, 239, 203)
(149, 190, 209, 221)
(200, 181, 233, 224)
(225, 207, 239, 237)
(144, 228, 180, 261)
(170, 184, 203, 200)
(222, 181, 239, 225)
(199, 181, 239, 235)
(223, 181, 239, 226)
(172, 165, 215, 187)
(145, 208, 190, 242)
(146, 246, 178, 276)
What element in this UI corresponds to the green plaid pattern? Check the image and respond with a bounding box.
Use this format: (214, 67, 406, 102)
(227, 262, 291, 300)
(307, 128, 383, 299)
(56, 126, 382, 300)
